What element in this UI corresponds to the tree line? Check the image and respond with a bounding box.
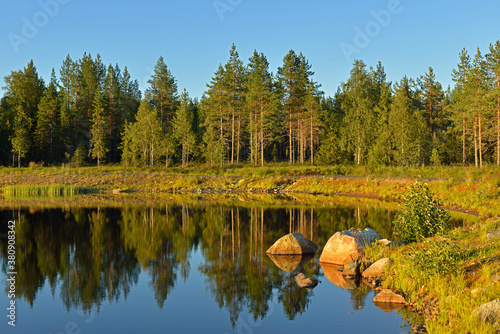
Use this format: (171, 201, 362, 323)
(1, 41, 499, 168)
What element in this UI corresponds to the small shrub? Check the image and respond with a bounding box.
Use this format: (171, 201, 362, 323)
(413, 238, 464, 276)
(394, 181, 450, 242)
(71, 146, 88, 167)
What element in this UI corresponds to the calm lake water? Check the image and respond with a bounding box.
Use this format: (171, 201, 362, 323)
(0, 197, 473, 334)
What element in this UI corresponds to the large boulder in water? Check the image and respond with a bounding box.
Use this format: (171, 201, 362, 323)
(319, 228, 381, 265)
(266, 233, 318, 255)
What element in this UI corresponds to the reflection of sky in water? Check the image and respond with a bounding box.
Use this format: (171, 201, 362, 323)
(0, 204, 472, 333)
(1, 248, 405, 334)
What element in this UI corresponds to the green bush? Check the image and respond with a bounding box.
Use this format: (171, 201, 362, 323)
(413, 238, 464, 276)
(394, 181, 450, 242)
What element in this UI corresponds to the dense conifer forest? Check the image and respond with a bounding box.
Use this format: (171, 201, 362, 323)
(1, 41, 500, 168)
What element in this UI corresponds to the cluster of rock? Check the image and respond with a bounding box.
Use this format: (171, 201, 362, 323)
(266, 228, 406, 312)
(266, 227, 500, 330)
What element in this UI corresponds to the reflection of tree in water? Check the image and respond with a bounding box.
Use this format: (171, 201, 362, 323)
(59, 207, 140, 313)
(199, 206, 276, 328)
(120, 205, 198, 309)
(277, 272, 311, 320)
(198, 206, 322, 326)
(0, 201, 400, 324)
(348, 281, 371, 311)
(5, 210, 46, 307)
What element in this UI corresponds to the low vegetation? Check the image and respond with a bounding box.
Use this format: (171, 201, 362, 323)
(3, 184, 84, 198)
(394, 181, 451, 242)
(363, 183, 500, 334)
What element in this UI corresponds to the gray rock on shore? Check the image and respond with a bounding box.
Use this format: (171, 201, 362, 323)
(373, 289, 407, 312)
(486, 230, 500, 241)
(473, 299, 500, 327)
(362, 258, 392, 279)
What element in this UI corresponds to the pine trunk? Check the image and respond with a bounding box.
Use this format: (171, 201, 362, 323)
(289, 111, 293, 164)
(250, 111, 254, 164)
(260, 99, 264, 167)
(479, 113, 483, 168)
(310, 109, 314, 165)
(474, 117, 478, 168)
(220, 106, 223, 167)
(231, 108, 235, 165)
(300, 116, 305, 165)
(237, 115, 241, 164)
(497, 78, 500, 165)
(462, 112, 466, 166)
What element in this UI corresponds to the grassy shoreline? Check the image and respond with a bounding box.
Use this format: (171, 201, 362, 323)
(0, 164, 498, 215)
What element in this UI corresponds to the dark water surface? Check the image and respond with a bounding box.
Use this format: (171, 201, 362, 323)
(0, 199, 472, 334)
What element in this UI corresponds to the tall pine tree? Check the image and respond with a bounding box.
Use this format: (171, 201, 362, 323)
(247, 50, 278, 166)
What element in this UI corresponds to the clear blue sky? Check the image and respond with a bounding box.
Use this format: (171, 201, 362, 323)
(1, 0, 499, 99)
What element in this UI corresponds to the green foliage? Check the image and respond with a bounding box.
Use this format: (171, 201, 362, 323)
(1, 41, 500, 169)
(173, 89, 196, 167)
(71, 145, 87, 167)
(145, 56, 178, 131)
(413, 238, 464, 276)
(394, 181, 451, 242)
(247, 50, 279, 166)
(89, 89, 109, 166)
(121, 100, 165, 167)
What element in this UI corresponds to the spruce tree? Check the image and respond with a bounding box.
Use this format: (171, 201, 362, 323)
(89, 89, 108, 166)
(104, 64, 122, 162)
(417, 67, 445, 138)
(202, 65, 228, 166)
